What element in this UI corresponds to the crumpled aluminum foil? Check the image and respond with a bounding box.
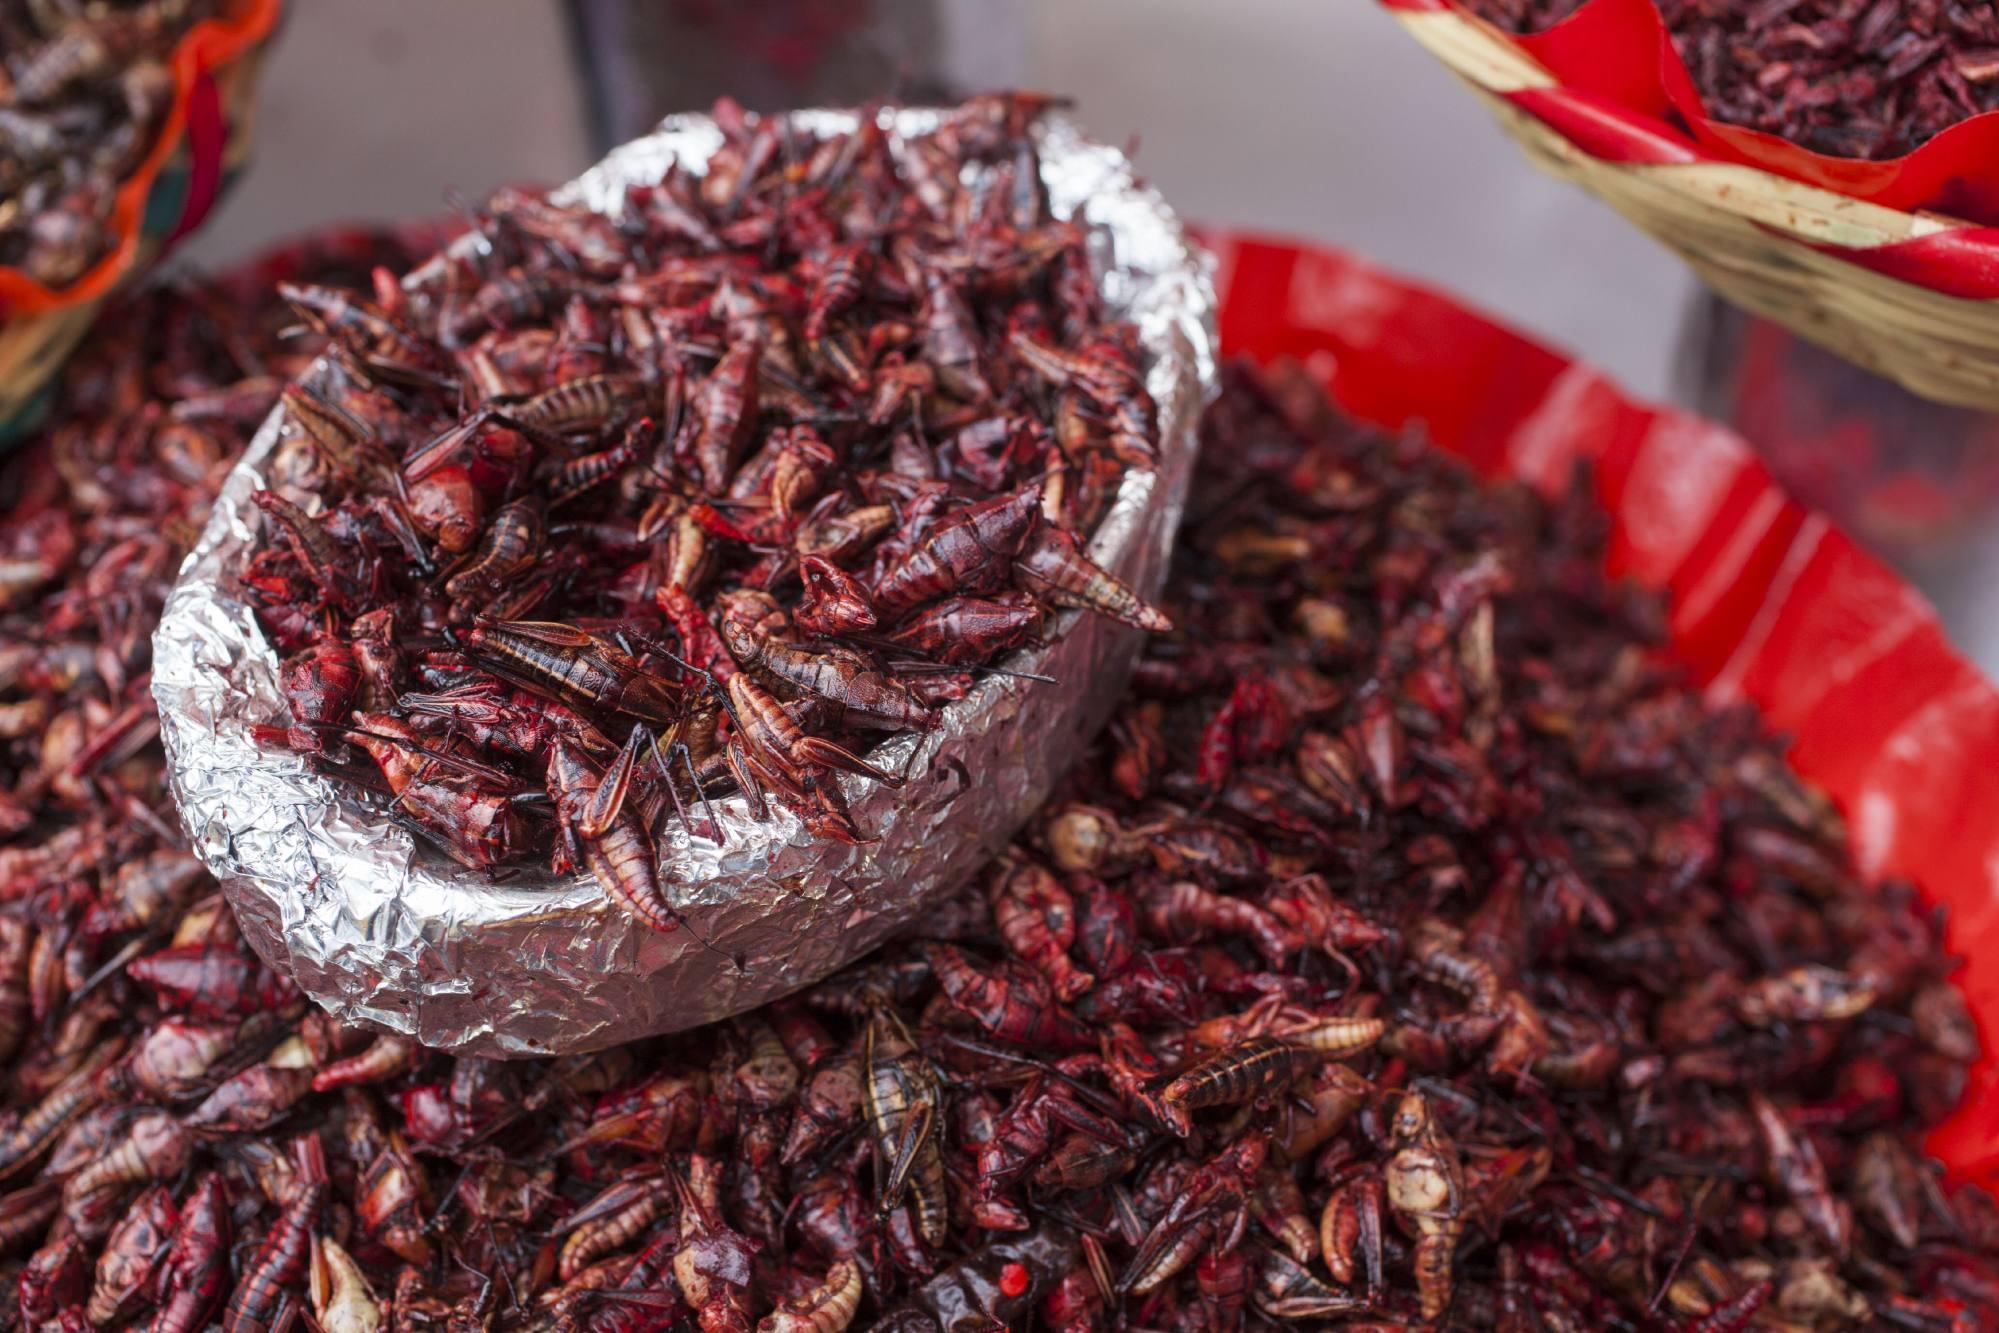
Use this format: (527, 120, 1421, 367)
(153, 108, 1217, 1056)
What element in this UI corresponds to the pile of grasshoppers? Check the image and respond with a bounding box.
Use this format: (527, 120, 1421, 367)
(242, 95, 1173, 933)
(0, 125, 1991, 1333)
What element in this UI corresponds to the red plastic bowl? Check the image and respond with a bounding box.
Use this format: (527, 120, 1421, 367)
(1201, 228, 1999, 1185)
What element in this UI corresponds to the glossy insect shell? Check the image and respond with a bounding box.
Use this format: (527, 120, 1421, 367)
(155, 106, 1215, 1056)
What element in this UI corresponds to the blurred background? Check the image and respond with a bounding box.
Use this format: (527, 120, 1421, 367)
(179, 0, 1999, 669)
(180, 0, 1696, 398)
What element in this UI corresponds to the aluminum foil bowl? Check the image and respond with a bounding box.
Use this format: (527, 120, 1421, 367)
(153, 108, 1217, 1056)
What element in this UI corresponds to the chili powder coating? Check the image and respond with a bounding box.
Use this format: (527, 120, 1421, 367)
(233, 96, 1173, 929)
(1466, 0, 1999, 160)
(0, 223, 1989, 1327)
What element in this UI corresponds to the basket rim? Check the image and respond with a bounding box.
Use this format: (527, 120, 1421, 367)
(0, 0, 284, 316)
(1384, 1, 1999, 295)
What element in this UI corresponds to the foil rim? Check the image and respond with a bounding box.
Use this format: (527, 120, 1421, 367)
(153, 107, 1218, 1055)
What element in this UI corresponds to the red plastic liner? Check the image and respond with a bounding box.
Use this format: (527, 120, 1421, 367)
(1384, 0, 1999, 297)
(1199, 227, 1999, 1187)
(1398, 0, 1999, 219)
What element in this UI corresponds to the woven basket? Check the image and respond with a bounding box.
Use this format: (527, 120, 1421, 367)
(1386, 1, 1999, 414)
(0, 0, 283, 443)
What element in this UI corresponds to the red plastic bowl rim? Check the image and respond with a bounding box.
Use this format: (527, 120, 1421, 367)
(1198, 224, 1999, 1187)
